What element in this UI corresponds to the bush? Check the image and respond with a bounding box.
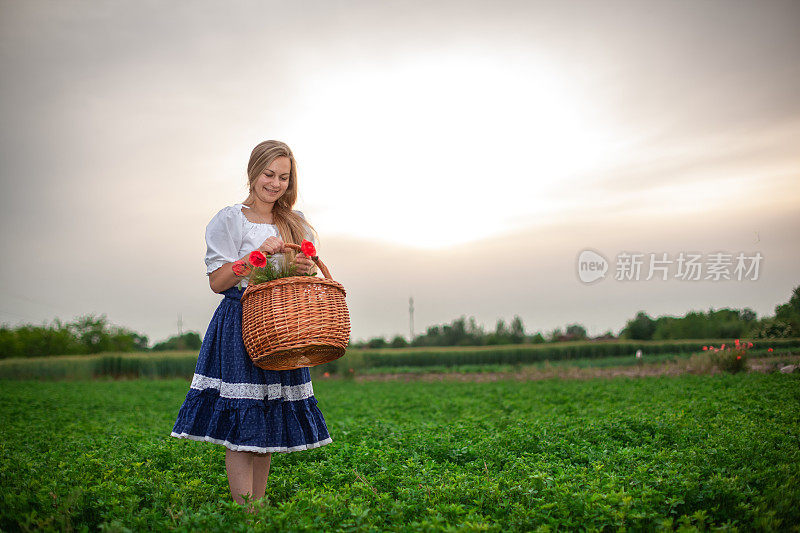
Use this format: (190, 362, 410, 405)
(705, 340, 750, 374)
(753, 318, 793, 339)
(151, 332, 202, 351)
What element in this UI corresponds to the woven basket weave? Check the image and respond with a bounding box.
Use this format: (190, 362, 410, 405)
(240, 243, 350, 371)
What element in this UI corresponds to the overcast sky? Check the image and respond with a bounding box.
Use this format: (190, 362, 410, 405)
(1, 0, 798, 346)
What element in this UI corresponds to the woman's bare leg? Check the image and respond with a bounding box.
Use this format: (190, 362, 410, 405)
(252, 452, 272, 502)
(225, 448, 255, 511)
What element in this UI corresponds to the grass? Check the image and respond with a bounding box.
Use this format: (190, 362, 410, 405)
(1, 373, 799, 531)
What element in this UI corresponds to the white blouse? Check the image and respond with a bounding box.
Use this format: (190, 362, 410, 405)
(204, 203, 316, 288)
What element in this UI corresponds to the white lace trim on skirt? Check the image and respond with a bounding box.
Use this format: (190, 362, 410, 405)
(190, 373, 315, 401)
(169, 431, 332, 453)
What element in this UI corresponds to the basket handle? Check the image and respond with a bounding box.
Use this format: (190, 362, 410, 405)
(282, 243, 334, 280)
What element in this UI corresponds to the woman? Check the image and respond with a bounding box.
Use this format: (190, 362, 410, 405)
(170, 140, 332, 513)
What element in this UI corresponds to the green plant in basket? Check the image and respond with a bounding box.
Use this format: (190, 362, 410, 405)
(702, 338, 752, 374)
(231, 239, 319, 286)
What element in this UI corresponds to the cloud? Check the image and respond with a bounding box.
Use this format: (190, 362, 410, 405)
(1, 0, 799, 343)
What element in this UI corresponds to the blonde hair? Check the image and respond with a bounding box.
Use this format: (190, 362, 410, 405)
(241, 140, 319, 264)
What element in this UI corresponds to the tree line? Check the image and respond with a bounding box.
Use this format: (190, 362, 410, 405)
(0, 314, 201, 359)
(350, 285, 800, 349)
(2, 285, 798, 358)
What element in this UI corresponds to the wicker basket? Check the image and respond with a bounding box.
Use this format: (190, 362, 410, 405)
(240, 243, 350, 370)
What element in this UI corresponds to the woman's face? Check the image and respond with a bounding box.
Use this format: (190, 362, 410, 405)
(253, 156, 291, 204)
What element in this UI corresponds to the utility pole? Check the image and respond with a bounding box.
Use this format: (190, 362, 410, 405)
(409, 296, 414, 341)
(177, 313, 183, 336)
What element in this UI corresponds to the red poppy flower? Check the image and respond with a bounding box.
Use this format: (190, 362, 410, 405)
(748, 342, 753, 348)
(736, 355, 741, 360)
(231, 260, 251, 277)
(721, 344, 726, 350)
(702, 346, 708, 351)
(249, 250, 267, 268)
(301, 239, 316, 258)
(735, 339, 740, 346)
(768, 347, 773, 352)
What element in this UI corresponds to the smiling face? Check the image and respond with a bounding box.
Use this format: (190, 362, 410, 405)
(252, 156, 291, 204)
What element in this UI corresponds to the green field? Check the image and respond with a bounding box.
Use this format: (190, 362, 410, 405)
(1, 373, 798, 531)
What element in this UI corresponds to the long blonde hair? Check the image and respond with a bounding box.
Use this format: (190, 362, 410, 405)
(241, 140, 318, 264)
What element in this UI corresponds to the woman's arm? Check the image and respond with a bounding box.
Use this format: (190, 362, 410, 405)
(208, 251, 257, 294)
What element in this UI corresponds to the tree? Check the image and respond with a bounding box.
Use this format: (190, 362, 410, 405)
(545, 327, 562, 342)
(774, 285, 800, 337)
(390, 335, 408, 348)
(510, 316, 525, 344)
(622, 311, 656, 340)
(366, 336, 387, 349)
(64, 314, 147, 353)
(740, 308, 757, 322)
(152, 332, 201, 351)
(487, 319, 512, 345)
(466, 317, 486, 345)
(565, 323, 587, 340)
(67, 314, 109, 353)
(530, 332, 546, 344)
(442, 317, 468, 345)
(412, 316, 488, 346)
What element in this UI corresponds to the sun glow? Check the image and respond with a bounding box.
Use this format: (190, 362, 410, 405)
(286, 52, 619, 249)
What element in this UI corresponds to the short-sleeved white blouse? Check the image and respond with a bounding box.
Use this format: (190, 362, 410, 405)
(204, 203, 315, 288)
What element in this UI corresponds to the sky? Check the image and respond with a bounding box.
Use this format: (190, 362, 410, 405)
(1, 0, 798, 346)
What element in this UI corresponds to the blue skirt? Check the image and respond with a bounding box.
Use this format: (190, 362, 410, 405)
(170, 286, 332, 453)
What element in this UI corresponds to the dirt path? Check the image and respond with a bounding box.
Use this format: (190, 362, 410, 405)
(353, 355, 800, 383)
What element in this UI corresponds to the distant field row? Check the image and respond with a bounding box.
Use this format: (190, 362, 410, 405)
(341, 338, 800, 370)
(0, 339, 798, 380)
(359, 351, 800, 376)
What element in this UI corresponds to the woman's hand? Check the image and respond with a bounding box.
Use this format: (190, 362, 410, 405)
(257, 236, 287, 255)
(292, 252, 316, 275)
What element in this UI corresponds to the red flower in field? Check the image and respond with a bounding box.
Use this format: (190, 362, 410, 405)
(735, 339, 740, 346)
(702, 346, 708, 351)
(323, 371, 330, 378)
(768, 347, 773, 352)
(349, 368, 354, 373)
(736, 355, 741, 360)
(249, 250, 268, 268)
(231, 260, 251, 277)
(301, 239, 316, 258)
(721, 344, 726, 349)
(748, 342, 753, 348)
